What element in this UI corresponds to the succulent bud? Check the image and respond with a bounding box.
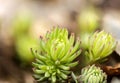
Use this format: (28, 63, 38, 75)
(80, 65, 107, 83)
(32, 27, 81, 83)
(80, 33, 91, 50)
(85, 31, 117, 64)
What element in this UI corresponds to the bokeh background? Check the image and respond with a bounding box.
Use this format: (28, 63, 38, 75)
(0, 0, 120, 83)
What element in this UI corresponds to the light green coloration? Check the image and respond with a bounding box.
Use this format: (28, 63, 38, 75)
(12, 11, 38, 64)
(16, 36, 38, 64)
(78, 8, 99, 33)
(32, 27, 81, 83)
(12, 11, 32, 38)
(85, 31, 117, 64)
(80, 33, 91, 50)
(80, 65, 107, 83)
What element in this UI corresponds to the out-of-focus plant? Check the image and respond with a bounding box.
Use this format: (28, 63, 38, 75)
(78, 7, 101, 53)
(80, 65, 107, 83)
(80, 33, 91, 50)
(84, 31, 117, 64)
(12, 11, 32, 38)
(15, 36, 38, 64)
(12, 11, 38, 65)
(77, 7, 116, 65)
(32, 27, 81, 83)
(77, 7, 100, 33)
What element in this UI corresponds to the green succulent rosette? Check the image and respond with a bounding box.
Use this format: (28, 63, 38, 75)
(31, 27, 81, 83)
(80, 65, 107, 83)
(85, 31, 117, 64)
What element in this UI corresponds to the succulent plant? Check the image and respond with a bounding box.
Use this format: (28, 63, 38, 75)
(84, 31, 117, 64)
(31, 27, 81, 83)
(78, 7, 99, 33)
(80, 65, 107, 83)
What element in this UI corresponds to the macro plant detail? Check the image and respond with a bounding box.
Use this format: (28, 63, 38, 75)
(80, 65, 107, 83)
(84, 31, 117, 64)
(1, 1, 120, 83)
(31, 27, 81, 83)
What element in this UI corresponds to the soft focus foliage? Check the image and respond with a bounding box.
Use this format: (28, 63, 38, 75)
(32, 27, 81, 83)
(12, 11, 32, 38)
(80, 65, 107, 83)
(15, 36, 37, 64)
(78, 7, 99, 33)
(12, 11, 38, 64)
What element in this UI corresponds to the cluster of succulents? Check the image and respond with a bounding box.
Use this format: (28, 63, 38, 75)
(31, 8, 117, 82)
(31, 26, 117, 83)
(80, 65, 107, 83)
(32, 28, 81, 83)
(77, 7, 116, 65)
